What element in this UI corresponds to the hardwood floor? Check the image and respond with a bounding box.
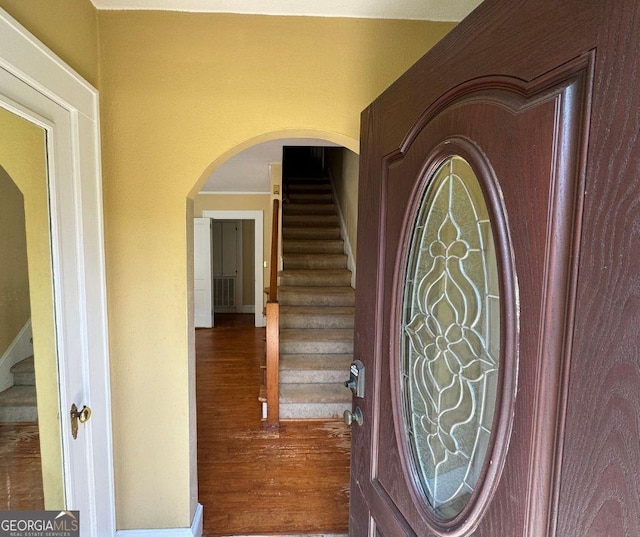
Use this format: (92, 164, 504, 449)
(0, 423, 44, 510)
(197, 313, 351, 536)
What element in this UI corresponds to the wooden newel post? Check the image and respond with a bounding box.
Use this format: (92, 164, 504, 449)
(266, 301, 279, 426)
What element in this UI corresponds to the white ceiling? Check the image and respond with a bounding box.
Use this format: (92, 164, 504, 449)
(90, 0, 482, 22)
(201, 138, 340, 193)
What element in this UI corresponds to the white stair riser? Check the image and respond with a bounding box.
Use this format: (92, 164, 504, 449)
(283, 255, 347, 270)
(283, 240, 345, 254)
(279, 272, 352, 287)
(283, 215, 340, 227)
(279, 293, 355, 307)
(0, 406, 37, 422)
(288, 193, 333, 203)
(284, 204, 336, 215)
(280, 340, 353, 354)
(279, 403, 351, 420)
(0, 385, 38, 423)
(12, 371, 35, 385)
(280, 369, 347, 384)
(280, 314, 354, 329)
(282, 228, 341, 240)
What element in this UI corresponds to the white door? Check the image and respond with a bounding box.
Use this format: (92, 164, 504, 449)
(194, 218, 214, 328)
(0, 9, 115, 536)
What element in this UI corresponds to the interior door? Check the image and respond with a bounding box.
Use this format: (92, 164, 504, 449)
(1, 9, 115, 535)
(351, 1, 640, 535)
(212, 220, 241, 311)
(194, 218, 214, 328)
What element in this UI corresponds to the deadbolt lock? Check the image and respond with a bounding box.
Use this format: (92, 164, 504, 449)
(70, 403, 92, 440)
(344, 359, 365, 398)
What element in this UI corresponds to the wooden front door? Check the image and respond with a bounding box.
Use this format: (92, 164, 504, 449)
(351, 1, 640, 535)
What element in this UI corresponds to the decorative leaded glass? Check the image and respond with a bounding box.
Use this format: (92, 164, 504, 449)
(401, 156, 500, 520)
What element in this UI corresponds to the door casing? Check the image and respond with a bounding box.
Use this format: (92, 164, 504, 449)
(0, 8, 115, 536)
(202, 210, 265, 327)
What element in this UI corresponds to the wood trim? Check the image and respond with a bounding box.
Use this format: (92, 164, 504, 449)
(524, 57, 593, 537)
(0, 8, 116, 533)
(327, 168, 357, 288)
(266, 301, 280, 427)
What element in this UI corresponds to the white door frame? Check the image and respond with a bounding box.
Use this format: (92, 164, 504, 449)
(0, 9, 115, 536)
(203, 210, 265, 327)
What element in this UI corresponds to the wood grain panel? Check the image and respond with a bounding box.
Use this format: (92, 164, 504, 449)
(354, 7, 600, 530)
(556, 1, 640, 533)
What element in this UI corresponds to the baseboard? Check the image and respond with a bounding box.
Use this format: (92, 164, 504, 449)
(328, 172, 357, 288)
(215, 534, 347, 537)
(116, 504, 203, 537)
(0, 319, 32, 392)
(236, 305, 255, 314)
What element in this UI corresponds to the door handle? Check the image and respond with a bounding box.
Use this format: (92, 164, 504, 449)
(344, 406, 364, 427)
(70, 404, 92, 440)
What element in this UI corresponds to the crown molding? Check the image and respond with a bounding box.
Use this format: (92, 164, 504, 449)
(89, 0, 481, 22)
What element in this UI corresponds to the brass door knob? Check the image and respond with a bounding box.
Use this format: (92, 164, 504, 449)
(344, 406, 364, 426)
(70, 404, 92, 440)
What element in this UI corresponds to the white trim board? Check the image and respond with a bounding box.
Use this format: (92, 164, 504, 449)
(116, 503, 203, 537)
(0, 8, 115, 536)
(327, 173, 356, 289)
(89, 0, 481, 22)
(202, 210, 265, 327)
(199, 191, 270, 195)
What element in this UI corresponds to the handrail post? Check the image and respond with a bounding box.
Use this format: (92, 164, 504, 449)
(266, 302, 279, 426)
(265, 198, 280, 426)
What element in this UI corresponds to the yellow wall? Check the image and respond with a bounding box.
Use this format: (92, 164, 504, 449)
(0, 108, 63, 508)
(0, 0, 99, 88)
(98, 11, 454, 529)
(0, 167, 30, 357)
(327, 147, 360, 265)
(1, 6, 455, 529)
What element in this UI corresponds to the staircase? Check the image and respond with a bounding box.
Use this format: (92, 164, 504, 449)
(278, 176, 354, 419)
(0, 356, 37, 422)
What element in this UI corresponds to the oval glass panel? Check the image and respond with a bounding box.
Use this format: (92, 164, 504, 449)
(401, 155, 500, 521)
